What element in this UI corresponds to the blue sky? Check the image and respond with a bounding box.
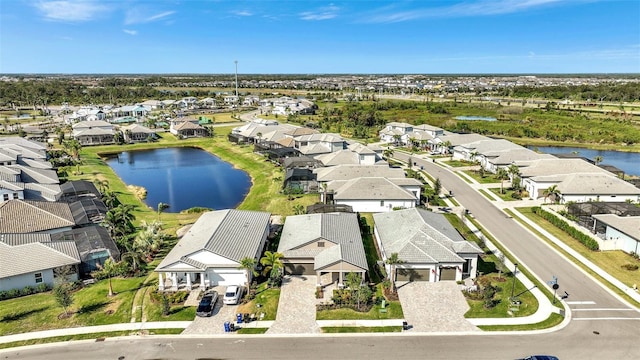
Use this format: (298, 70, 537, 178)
(1, 0, 639, 74)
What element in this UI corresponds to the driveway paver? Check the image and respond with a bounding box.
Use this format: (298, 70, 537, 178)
(396, 281, 479, 332)
(266, 275, 320, 334)
(182, 287, 241, 335)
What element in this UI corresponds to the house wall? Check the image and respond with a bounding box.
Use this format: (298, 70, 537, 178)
(336, 199, 416, 213)
(320, 261, 365, 272)
(602, 226, 640, 254)
(0, 268, 77, 292)
(0, 189, 23, 203)
(359, 154, 377, 165)
(458, 253, 479, 279)
(190, 250, 239, 265)
(562, 194, 640, 204)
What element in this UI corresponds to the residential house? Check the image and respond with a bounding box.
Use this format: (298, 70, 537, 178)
(324, 177, 422, 213)
(155, 209, 271, 291)
(374, 208, 483, 282)
(121, 123, 156, 143)
(295, 133, 346, 156)
(283, 168, 317, 193)
(72, 120, 116, 146)
(113, 105, 149, 118)
(169, 118, 209, 138)
(51, 226, 121, 276)
(0, 200, 75, 234)
(277, 212, 368, 287)
(314, 164, 405, 186)
(591, 214, 640, 253)
(379, 122, 413, 145)
(0, 236, 80, 292)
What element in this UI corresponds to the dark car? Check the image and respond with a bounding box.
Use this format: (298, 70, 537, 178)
(196, 291, 218, 317)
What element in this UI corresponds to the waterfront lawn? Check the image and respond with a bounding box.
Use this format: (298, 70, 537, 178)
(0, 277, 145, 336)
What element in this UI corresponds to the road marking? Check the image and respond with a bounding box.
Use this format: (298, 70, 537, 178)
(566, 301, 596, 305)
(573, 317, 640, 321)
(572, 308, 635, 311)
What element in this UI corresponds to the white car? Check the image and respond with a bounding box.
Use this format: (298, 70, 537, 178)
(223, 285, 244, 305)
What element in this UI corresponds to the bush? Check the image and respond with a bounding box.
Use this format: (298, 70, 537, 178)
(532, 207, 599, 251)
(21, 286, 35, 296)
(622, 263, 639, 271)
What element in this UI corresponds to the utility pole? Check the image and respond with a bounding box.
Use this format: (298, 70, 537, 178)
(510, 263, 518, 300)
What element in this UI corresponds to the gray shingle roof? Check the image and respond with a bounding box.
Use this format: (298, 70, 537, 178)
(156, 209, 271, 271)
(374, 208, 482, 264)
(0, 200, 75, 233)
(278, 212, 368, 271)
(0, 241, 80, 278)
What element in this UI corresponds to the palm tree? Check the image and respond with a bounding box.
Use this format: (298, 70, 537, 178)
(386, 252, 404, 293)
(238, 257, 259, 288)
(496, 168, 509, 194)
(157, 202, 170, 221)
(98, 258, 119, 297)
(441, 140, 452, 155)
(63, 139, 82, 161)
(260, 251, 284, 286)
(543, 185, 562, 204)
(594, 155, 604, 166)
(293, 204, 305, 215)
(94, 179, 109, 195)
(383, 147, 394, 159)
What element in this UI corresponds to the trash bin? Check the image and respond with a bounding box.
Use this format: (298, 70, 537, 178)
(224, 321, 230, 332)
(236, 313, 243, 324)
(244, 313, 251, 323)
(402, 321, 409, 331)
(229, 323, 235, 332)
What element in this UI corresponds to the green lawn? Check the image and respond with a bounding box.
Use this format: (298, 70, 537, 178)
(359, 213, 383, 283)
(237, 283, 281, 321)
(462, 170, 501, 184)
(316, 285, 404, 320)
(488, 187, 519, 201)
(478, 188, 496, 200)
(321, 326, 402, 333)
(0, 277, 145, 336)
(442, 159, 473, 167)
(478, 313, 565, 331)
(236, 327, 268, 334)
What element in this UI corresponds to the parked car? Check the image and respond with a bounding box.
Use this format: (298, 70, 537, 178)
(196, 291, 218, 317)
(223, 285, 244, 305)
(519, 356, 560, 360)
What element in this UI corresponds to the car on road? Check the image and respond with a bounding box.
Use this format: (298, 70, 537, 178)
(223, 285, 244, 305)
(519, 356, 560, 360)
(196, 291, 218, 317)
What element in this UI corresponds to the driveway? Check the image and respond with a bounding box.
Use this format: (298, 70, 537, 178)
(396, 281, 479, 332)
(266, 275, 320, 334)
(182, 287, 241, 335)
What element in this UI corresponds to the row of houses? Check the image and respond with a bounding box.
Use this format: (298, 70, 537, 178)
(154, 207, 482, 292)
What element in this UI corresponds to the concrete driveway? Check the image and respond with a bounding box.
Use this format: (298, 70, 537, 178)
(182, 288, 241, 335)
(396, 281, 479, 332)
(266, 275, 320, 334)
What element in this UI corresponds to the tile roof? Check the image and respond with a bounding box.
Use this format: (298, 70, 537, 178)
(314, 164, 405, 182)
(557, 173, 640, 195)
(0, 200, 75, 233)
(278, 212, 367, 271)
(0, 241, 80, 278)
(374, 208, 482, 264)
(156, 209, 271, 271)
(592, 214, 640, 240)
(329, 177, 419, 201)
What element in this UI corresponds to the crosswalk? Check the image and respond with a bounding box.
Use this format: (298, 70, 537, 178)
(565, 300, 640, 320)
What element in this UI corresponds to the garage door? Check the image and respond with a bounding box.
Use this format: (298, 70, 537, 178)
(284, 263, 315, 275)
(396, 268, 430, 282)
(440, 267, 457, 281)
(210, 270, 246, 286)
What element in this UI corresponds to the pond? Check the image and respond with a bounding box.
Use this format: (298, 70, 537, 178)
(531, 146, 640, 177)
(106, 147, 251, 213)
(455, 116, 497, 121)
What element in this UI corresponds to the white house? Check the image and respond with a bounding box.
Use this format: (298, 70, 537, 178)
(379, 122, 413, 145)
(324, 177, 422, 213)
(294, 133, 346, 156)
(592, 214, 640, 253)
(374, 208, 483, 282)
(155, 209, 271, 291)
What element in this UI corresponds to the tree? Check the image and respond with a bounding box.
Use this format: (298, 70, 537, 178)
(383, 147, 394, 159)
(507, 164, 520, 185)
(94, 179, 109, 195)
(594, 155, 604, 166)
(53, 265, 74, 317)
(98, 258, 119, 297)
(543, 185, 562, 204)
(346, 272, 363, 310)
(385, 252, 405, 293)
(238, 257, 258, 288)
(63, 139, 82, 161)
(260, 251, 284, 287)
(157, 202, 170, 221)
(433, 178, 442, 197)
(441, 140, 452, 155)
(293, 204, 305, 215)
(496, 168, 509, 194)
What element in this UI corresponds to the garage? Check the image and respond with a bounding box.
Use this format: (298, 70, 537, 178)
(284, 262, 315, 275)
(208, 269, 246, 286)
(439, 267, 457, 281)
(396, 268, 430, 282)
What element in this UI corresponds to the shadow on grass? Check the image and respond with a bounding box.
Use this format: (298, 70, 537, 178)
(477, 256, 497, 274)
(1, 307, 47, 322)
(78, 301, 110, 314)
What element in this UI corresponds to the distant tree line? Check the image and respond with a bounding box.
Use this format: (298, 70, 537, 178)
(497, 83, 640, 102)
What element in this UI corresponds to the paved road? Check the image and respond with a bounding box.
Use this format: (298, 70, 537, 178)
(1, 319, 638, 360)
(395, 152, 640, 321)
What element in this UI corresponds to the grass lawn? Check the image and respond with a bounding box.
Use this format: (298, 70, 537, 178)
(197, 112, 240, 123)
(321, 326, 402, 333)
(478, 188, 496, 200)
(0, 277, 145, 336)
(488, 187, 519, 201)
(236, 283, 281, 321)
(478, 312, 565, 331)
(359, 213, 383, 284)
(236, 328, 268, 334)
(462, 170, 500, 184)
(443, 159, 473, 167)
(516, 207, 640, 306)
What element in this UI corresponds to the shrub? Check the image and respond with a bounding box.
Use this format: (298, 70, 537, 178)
(36, 283, 50, 293)
(21, 286, 35, 296)
(532, 207, 599, 251)
(621, 263, 639, 271)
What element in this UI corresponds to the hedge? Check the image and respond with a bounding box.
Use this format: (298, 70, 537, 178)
(0, 283, 51, 301)
(532, 207, 599, 251)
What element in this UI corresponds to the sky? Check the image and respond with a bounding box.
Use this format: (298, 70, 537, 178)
(0, 0, 639, 74)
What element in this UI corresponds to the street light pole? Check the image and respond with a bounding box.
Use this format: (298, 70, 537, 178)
(510, 263, 518, 300)
(234, 60, 239, 98)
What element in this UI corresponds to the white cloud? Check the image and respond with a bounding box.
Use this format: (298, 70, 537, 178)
(231, 10, 253, 17)
(300, 4, 339, 21)
(125, 9, 176, 25)
(364, 0, 580, 23)
(33, 0, 110, 22)
(123, 29, 138, 36)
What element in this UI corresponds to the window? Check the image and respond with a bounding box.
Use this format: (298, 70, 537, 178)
(35, 272, 43, 283)
(2, 194, 8, 201)
(13, 193, 19, 199)
(318, 241, 325, 248)
(380, 200, 384, 207)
